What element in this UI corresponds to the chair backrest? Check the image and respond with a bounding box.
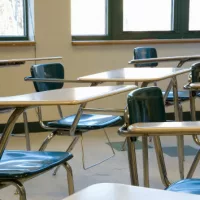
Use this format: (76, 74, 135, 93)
(31, 63, 64, 92)
(127, 87, 166, 125)
(133, 47, 158, 67)
(191, 62, 200, 83)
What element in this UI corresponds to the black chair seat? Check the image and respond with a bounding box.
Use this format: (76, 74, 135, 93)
(166, 179, 200, 195)
(163, 91, 190, 102)
(0, 150, 73, 179)
(48, 114, 122, 130)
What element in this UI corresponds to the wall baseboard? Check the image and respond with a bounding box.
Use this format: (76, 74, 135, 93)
(0, 111, 198, 134)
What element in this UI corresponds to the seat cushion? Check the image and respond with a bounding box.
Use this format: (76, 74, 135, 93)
(166, 179, 200, 195)
(163, 91, 190, 102)
(47, 114, 122, 130)
(0, 150, 73, 179)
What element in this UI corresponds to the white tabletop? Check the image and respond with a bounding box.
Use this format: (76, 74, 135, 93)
(190, 83, 200, 89)
(126, 121, 200, 136)
(62, 183, 199, 200)
(128, 54, 200, 64)
(78, 67, 191, 82)
(0, 85, 137, 107)
(0, 56, 62, 66)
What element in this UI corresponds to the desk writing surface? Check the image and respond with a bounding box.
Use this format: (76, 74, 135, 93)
(62, 183, 199, 200)
(190, 83, 200, 89)
(0, 56, 62, 66)
(0, 85, 137, 107)
(127, 121, 200, 135)
(128, 54, 200, 64)
(78, 67, 191, 82)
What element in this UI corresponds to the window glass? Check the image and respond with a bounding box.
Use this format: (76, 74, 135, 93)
(71, 0, 107, 36)
(189, 0, 200, 31)
(0, 0, 25, 36)
(123, 0, 173, 31)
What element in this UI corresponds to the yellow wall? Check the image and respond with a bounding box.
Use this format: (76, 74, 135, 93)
(0, 0, 198, 124)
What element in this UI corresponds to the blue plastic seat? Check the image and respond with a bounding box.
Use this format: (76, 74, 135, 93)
(166, 179, 200, 195)
(0, 150, 73, 179)
(48, 114, 121, 130)
(0, 150, 74, 199)
(133, 47, 190, 103)
(26, 63, 121, 171)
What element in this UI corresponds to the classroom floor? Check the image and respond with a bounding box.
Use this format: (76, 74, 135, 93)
(1, 127, 200, 200)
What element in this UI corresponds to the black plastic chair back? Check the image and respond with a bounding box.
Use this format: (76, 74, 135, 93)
(191, 62, 200, 83)
(133, 47, 158, 67)
(31, 63, 64, 92)
(127, 87, 166, 125)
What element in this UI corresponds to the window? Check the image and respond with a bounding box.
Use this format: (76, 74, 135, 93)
(123, 0, 172, 32)
(0, 0, 28, 41)
(71, 0, 200, 41)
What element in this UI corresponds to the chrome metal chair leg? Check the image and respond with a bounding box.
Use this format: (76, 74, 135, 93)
(142, 136, 149, 187)
(153, 136, 171, 187)
(190, 91, 200, 145)
(23, 111, 31, 151)
(39, 131, 57, 151)
(172, 77, 184, 179)
(121, 138, 127, 151)
(53, 136, 80, 176)
(81, 129, 115, 170)
(1, 180, 27, 200)
(13, 180, 27, 200)
(127, 137, 139, 186)
(62, 162, 75, 195)
(187, 149, 200, 178)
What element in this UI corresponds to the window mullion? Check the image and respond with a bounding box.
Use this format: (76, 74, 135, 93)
(180, 0, 189, 36)
(110, 0, 123, 40)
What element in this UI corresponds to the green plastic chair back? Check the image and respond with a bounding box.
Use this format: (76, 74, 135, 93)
(31, 63, 64, 92)
(133, 47, 158, 67)
(191, 62, 200, 83)
(127, 87, 166, 125)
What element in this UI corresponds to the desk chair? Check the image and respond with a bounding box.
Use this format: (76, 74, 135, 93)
(0, 108, 30, 150)
(185, 62, 200, 145)
(118, 86, 200, 193)
(25, 63, 121, 174)
(0, 151, 74, 200)
(121, 47, 189, 151)
(133, 47, 190, 107)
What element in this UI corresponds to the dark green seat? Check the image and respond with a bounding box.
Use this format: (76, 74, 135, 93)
(0, 150, 73, 179)
(0, 150, 74, 199)
(27, 63, 121, 171)
(133, 47, 190, 103)
(48, 114, 121, 130)
(166, 179, 200, 195)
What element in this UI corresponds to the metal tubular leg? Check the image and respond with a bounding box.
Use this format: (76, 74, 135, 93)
(53, 136, 80, 176)
(39, 131, 57, 151)
(121, 138, 127, 151)
(142, 136, 149, 187)
(186, 149, 200, 178)
(127, 138, 139, 186)
(1, 180, 27, 200)
(172, 77, 184, 179)
(190, 91, 200, 145)
(57, 105, 63, 118)
(153, 136, 171, 187)
(23, 111, 31, 151)
(81, 129, 115, 170)
(62, 162, 74, 195)
(0, 107, 26, 159)
(178, 103, 183, 121)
